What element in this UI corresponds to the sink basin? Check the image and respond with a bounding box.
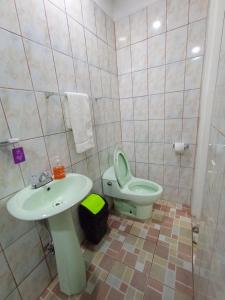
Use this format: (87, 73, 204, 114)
(7, 173, 93, 221)
(7, 173, 93, 296)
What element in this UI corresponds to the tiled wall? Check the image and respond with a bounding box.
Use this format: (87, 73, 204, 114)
(194, 14, 225, 300)
(115, 0, 208, 205)
(0, 0, 120, 299)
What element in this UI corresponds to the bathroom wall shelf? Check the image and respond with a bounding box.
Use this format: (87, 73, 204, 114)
(0, 138, 20, 146)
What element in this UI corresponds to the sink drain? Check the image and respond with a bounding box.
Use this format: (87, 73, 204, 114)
(53, 201, 63, 207)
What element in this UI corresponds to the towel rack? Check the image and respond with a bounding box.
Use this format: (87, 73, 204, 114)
(45, 92, 102, 102)
(0, 138, 20, 147)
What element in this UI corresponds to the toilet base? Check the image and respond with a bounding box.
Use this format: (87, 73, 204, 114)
(114, 198, 153, 220)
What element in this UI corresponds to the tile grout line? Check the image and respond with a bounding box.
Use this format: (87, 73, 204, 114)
(15, 0, 53, 180)
(116, 16, 207, 51)
(146, 6, 150, 180)
(162, 0, 168, 191)
(128, 12, 137, 176)
(44, 0, 78, 171)
(7, 0, 55, 295)
(180, 0, 192, 203)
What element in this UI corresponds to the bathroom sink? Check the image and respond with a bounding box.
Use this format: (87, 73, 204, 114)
(7, 173, 93, 221)
(7, 173, 93, 296)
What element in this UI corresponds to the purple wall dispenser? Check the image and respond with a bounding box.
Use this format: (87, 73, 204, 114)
(12, 147, 25, 164)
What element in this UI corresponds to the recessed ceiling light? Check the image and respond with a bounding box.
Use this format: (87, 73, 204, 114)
(192, 46, 201, 54)
(153, 20, 161, 29)
(118, 36, 126, 42)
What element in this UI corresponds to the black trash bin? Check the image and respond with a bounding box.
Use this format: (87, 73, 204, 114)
(78, 194, 109, 244)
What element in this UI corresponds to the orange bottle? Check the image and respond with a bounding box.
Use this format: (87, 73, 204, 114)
(52, 157, 65, 179)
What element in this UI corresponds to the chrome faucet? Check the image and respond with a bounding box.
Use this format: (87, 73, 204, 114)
(31, 171, 53, 189)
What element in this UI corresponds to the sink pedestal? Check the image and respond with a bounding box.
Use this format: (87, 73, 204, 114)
(48, 209, 86, 295)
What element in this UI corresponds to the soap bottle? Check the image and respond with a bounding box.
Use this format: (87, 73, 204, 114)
(52, 156, 65, 179)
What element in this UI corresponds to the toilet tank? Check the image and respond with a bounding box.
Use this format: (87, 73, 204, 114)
(102, 166, 121, 197)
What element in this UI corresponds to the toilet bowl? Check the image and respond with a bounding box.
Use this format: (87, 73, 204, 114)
(102, 148, 163, 220)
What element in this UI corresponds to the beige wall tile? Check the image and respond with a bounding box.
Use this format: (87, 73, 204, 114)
(20, 137, 50, 185)
(5, 228, 44, 284)
(24, 39, 58, 92)
(0, 89, 42, 140)
(0, 147, 24, 199)
(65, 0, 83, 24)
(81, 0, 96, 34)
(117, 46, 131, 75)
(0, 29, 32, 89)
(95, 6, 107, 41)
(16, 0, 50, 46)
(115, 16, 130, 49)
(166, 26, 187, 64)
(189, 0, 208, 23)
(0, 197, 34, 249)
(0, 103, 10, 141)
(132, 69, 148, 97)
(68, 18, 87, 61)
(130, 9, 147, 44)
(148, 66, 165, 94)
(185, 56, 203, 90)
(119, 73, 132, 98)
(45, 0, 71, 55)
(133, 96, 149, 120)
(148, 33, 166, 67)
(36, 92, 65, 135)
(167, 0, 189, 31)
(166, 61, 185, 92)
(187, 19, 206, 58)
(131, 40, 147, 71)
(147, 0, 166, 37)
(53, 51, 76, 93)
(135, 142, 148, 163)
(0, 0, 20, 34)
(18, 260, 51, 300)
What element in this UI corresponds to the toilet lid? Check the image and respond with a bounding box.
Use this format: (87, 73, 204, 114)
(114, 148, 131, 187)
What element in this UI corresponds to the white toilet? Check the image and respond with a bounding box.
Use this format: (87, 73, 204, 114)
(102, 148, 163, 220)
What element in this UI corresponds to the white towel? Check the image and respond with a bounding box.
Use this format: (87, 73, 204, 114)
(62, 97, 72, 130)
(65, 92, 95, 153)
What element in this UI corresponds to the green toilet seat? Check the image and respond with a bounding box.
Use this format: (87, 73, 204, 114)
(113, 148, 131, 187)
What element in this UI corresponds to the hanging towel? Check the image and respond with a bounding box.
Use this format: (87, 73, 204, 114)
(62, 97, 72, 130)
(65, 92, 95, 153)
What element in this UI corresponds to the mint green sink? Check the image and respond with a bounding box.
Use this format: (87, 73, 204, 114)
(7, 173, 92, 221)
(7, 173, 93, 296)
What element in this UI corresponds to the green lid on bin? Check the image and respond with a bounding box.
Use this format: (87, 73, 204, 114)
(81, 194, 105, 214)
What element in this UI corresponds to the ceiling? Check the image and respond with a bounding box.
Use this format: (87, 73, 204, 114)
(95, 0, 152, 20)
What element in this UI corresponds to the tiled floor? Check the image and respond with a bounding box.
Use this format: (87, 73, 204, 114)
(39, 200, 193, 300)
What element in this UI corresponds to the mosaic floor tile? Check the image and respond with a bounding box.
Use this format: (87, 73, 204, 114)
(39, 200, 194, 300)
